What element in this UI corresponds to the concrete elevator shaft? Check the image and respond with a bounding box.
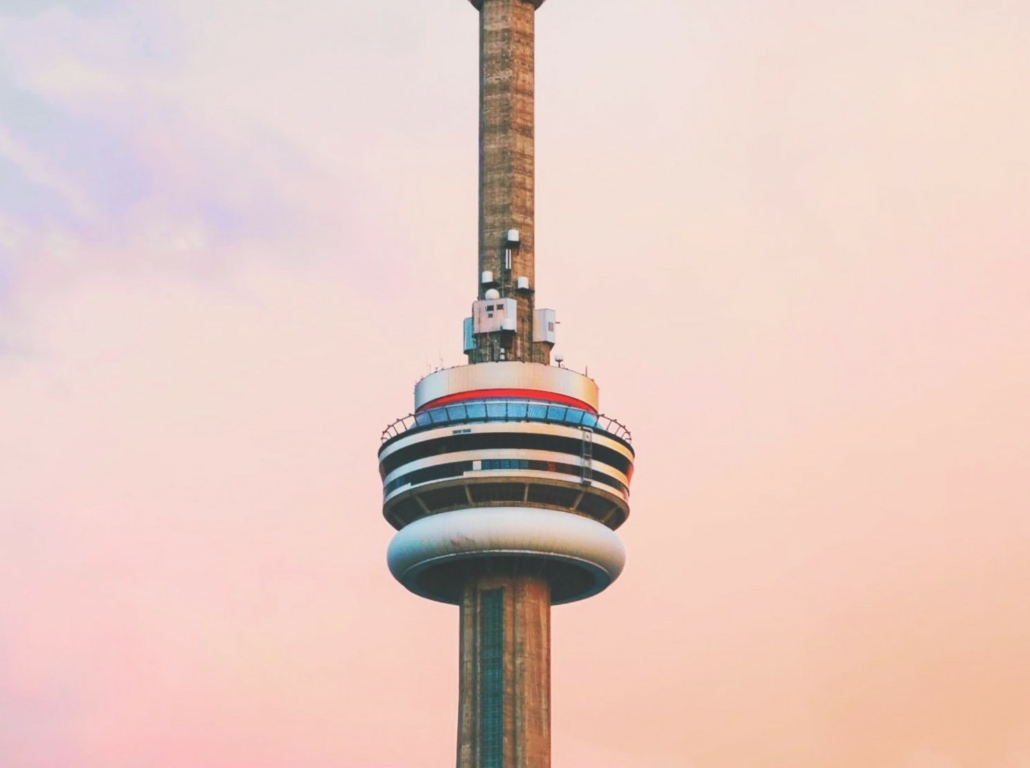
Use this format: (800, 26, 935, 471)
(457, 573, 550, 768)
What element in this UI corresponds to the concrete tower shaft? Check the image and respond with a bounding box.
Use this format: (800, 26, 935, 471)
(471, 0, 549, 365)
(378, 1, 635, 766)
(457, 573, 550, 768)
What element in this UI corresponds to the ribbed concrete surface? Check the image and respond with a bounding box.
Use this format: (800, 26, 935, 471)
(473, 0, 550, 365)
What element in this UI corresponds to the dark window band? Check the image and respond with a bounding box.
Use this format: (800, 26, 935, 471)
(383, 458, 628, 498)
(480, 589, 504, 767)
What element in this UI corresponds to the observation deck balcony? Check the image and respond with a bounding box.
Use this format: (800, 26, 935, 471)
(378, 398, 634, 533)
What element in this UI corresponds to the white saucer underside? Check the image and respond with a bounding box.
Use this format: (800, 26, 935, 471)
(387, 507, 626, 604)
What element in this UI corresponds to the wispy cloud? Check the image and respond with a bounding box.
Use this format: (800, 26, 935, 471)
(0, 3, 390, 310)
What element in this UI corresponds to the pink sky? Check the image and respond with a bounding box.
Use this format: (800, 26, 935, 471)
(1, 1, 1029, 766)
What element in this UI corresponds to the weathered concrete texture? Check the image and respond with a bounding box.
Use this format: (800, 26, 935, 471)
(472, 0, 550, 365)
(457, 573, 551, 768)
(468, 0, 546, 14)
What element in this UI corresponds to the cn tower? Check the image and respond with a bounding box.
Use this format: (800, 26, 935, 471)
(378, 1, 635, 765)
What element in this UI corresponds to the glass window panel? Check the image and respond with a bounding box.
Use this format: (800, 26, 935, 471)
(429, 408, 448, 424)
(546, 405, 567, 421)
(564, 409, 585, 425)
(581, 413, 599, 428)
(527, 403, 548, 420)
(414, 412, 432, 427)
(486, 401, 507, 419)
(507, 401, 528, 420)
(480, 589, 504, 768)
(466, 402, 487, 420)
(447, 405, 467, 421)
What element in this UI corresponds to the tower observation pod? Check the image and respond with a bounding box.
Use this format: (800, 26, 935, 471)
(377, 1, 634, 765)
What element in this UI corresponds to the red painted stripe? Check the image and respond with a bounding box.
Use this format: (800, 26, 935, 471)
(417, 388, 597, 414)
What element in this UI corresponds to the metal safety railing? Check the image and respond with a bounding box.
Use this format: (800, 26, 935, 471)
(381, 398, 632, 445)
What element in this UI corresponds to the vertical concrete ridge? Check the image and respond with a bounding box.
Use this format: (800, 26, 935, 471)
(457, 584, 477, 767)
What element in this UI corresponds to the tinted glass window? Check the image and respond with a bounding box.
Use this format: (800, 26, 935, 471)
(387, 457, 627, 498)
(381, 432, 632, 477)
(546, 405, 567, 421)
(527, 403, 548, 419)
